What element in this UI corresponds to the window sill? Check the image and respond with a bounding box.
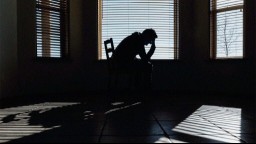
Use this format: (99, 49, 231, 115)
(33, 57, 72, 63)
(207, 58, 251, 63)
(97, 59, 181, 62)
(208, 58, 247, 61)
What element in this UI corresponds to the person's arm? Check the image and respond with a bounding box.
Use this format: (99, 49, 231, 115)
(139, 40, 156, 62)
(146, 40, 156, 60)
(138, 46, 148, 62)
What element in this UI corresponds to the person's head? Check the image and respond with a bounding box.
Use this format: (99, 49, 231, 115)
(142, 29, 158, 45)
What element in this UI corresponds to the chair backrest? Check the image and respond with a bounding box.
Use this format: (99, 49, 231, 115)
(104, 38, 115, 60)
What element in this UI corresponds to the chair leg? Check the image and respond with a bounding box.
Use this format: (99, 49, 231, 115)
(107, 70, 119, 104)
(113, 71, 121, 102)
(106, 72, 113, 104)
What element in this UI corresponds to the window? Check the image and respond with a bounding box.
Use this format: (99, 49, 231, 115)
(36, 0, 69, 58)
(210, 0, 244, 59)
(98, 0, 179, 60)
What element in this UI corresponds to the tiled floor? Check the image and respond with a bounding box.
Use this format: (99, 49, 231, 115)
(0, 96, 255, 143)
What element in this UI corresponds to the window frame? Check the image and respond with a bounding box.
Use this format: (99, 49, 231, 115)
(210, 0, 244, 59)
(98, 0, 179, 60)
(36, 0, 70, 59)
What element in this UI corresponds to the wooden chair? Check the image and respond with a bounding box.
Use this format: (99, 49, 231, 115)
(104, 38, 115, 60)
(104, 38, 115, 97)
(104, 38, 137, 103)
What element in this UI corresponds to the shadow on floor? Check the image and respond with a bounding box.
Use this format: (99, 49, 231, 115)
(0, 97, 254, 143)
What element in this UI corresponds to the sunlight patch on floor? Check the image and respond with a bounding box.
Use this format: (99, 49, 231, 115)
(154, 137, 172, 143)
(172, 105, 242, 143)
(0, 102, 79, 143)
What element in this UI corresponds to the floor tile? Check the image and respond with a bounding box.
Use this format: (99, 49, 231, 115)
(106, 103, 154, 122)
(102, 121, 164, 136)
(233, 133, 256, 143)
(153, 112, 190, 121)
(169, 133, 242, 143)
(100, 136, 171, 143)
(158, 121, 182, 135)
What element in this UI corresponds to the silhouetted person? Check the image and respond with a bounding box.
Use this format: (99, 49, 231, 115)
(111, 29, 158, 98)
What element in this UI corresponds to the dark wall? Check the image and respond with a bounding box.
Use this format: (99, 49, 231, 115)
(153, 0, 254, 99)
(0, 0, 18, 100)
(0, 0, 254, 104)
(17, 0, 102, 98)
(252, 0, 256, 137)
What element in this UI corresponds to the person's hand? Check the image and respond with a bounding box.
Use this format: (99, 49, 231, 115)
(151, 40, 156, 48)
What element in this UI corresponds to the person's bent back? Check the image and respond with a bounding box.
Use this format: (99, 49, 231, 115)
(111, 29, 158, 70)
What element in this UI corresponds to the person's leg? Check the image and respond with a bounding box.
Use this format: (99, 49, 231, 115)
(133, 60, 153, 102)
(114, 61, 135, 103)
(144, 62, 153, 90)
(142, 62, 153, 105)
(108, 61, 129, 103)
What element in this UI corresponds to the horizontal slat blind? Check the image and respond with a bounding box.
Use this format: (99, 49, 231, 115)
(36, 0, 69, 58)
(210, 0, 244, 58)
(99, 0, 179, 60)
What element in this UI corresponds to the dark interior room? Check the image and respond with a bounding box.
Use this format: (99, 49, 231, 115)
(0, 0, 255, 143)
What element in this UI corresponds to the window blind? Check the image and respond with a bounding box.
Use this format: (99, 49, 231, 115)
(36, 0, 69, 58)
(99, 0, 179, 60)
(210, 0, 244, 59)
